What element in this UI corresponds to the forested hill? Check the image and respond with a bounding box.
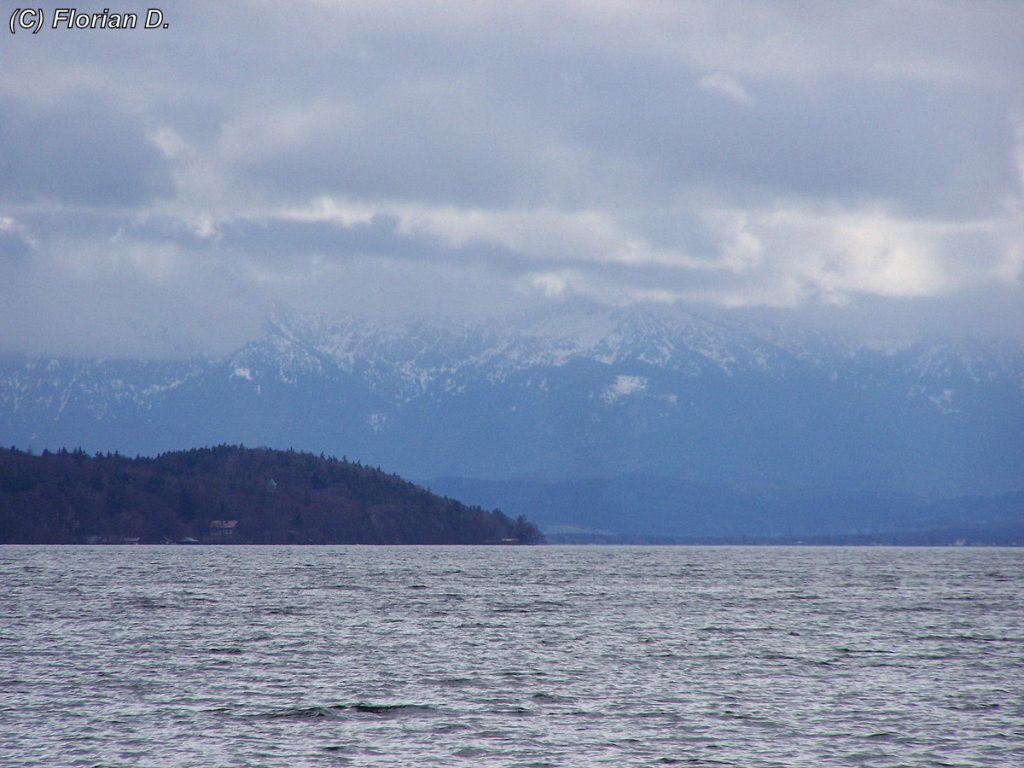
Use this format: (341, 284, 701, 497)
(0, 446, 543, 545)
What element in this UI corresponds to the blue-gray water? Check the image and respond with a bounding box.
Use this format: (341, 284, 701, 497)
(1, 545, 1021, 767)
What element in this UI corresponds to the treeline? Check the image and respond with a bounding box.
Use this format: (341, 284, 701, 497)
(0, 445, 543, 545)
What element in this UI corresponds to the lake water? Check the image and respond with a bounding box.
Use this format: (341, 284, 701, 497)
(1, 545, 1021, 767)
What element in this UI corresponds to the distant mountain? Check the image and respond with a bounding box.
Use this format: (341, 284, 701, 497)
(2, 303, 1024, 536)
(3, 306, 1022, 499)
(427, 475, 1024, 545)
(0, 445, 542, 545)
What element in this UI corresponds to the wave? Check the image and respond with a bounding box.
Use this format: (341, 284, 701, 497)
(260, 702, 435, 720)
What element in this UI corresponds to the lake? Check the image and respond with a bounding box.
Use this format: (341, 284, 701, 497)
(1, 545, 1021, 767)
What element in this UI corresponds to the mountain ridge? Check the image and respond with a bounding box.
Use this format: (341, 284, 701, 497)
(424, 474, 1023, 545)
(3, 308, 1022, 511)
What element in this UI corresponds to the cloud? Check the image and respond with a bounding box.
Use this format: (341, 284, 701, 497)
(699, 73, 754, 106)
(2, 0, 1023, 356)
(0, 216, 37, 264)
(0, 96, 173, 205)
(702, 205, 995, 303)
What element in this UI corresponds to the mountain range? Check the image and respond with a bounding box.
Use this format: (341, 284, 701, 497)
(2, 305, 1022, 541)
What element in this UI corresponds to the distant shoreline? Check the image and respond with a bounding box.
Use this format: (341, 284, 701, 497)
(0, 446, 544, 546)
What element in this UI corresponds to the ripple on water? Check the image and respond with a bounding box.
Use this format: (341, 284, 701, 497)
(0, 545, 1021, 768)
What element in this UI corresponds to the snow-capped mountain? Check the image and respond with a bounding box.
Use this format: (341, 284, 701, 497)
(2, 307, 1022, 498)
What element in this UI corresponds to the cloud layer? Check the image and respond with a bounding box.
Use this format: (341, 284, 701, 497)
(2, 1, 1023, 356)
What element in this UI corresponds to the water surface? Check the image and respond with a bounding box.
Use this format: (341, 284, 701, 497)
(1, 545, 1021, 766)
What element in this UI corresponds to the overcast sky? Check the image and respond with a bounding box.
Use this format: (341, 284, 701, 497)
(2, 1, 1022, 357)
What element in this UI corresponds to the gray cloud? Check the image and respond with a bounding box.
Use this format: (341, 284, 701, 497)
(1, 0, 1022, 356)
(0, 96, 173, 205)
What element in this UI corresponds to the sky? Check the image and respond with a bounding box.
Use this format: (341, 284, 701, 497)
(1, 0, 1023, 357)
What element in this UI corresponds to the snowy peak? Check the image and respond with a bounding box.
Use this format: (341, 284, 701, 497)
(2, 307, 1022, 497)
(247, 307, 818, 382)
